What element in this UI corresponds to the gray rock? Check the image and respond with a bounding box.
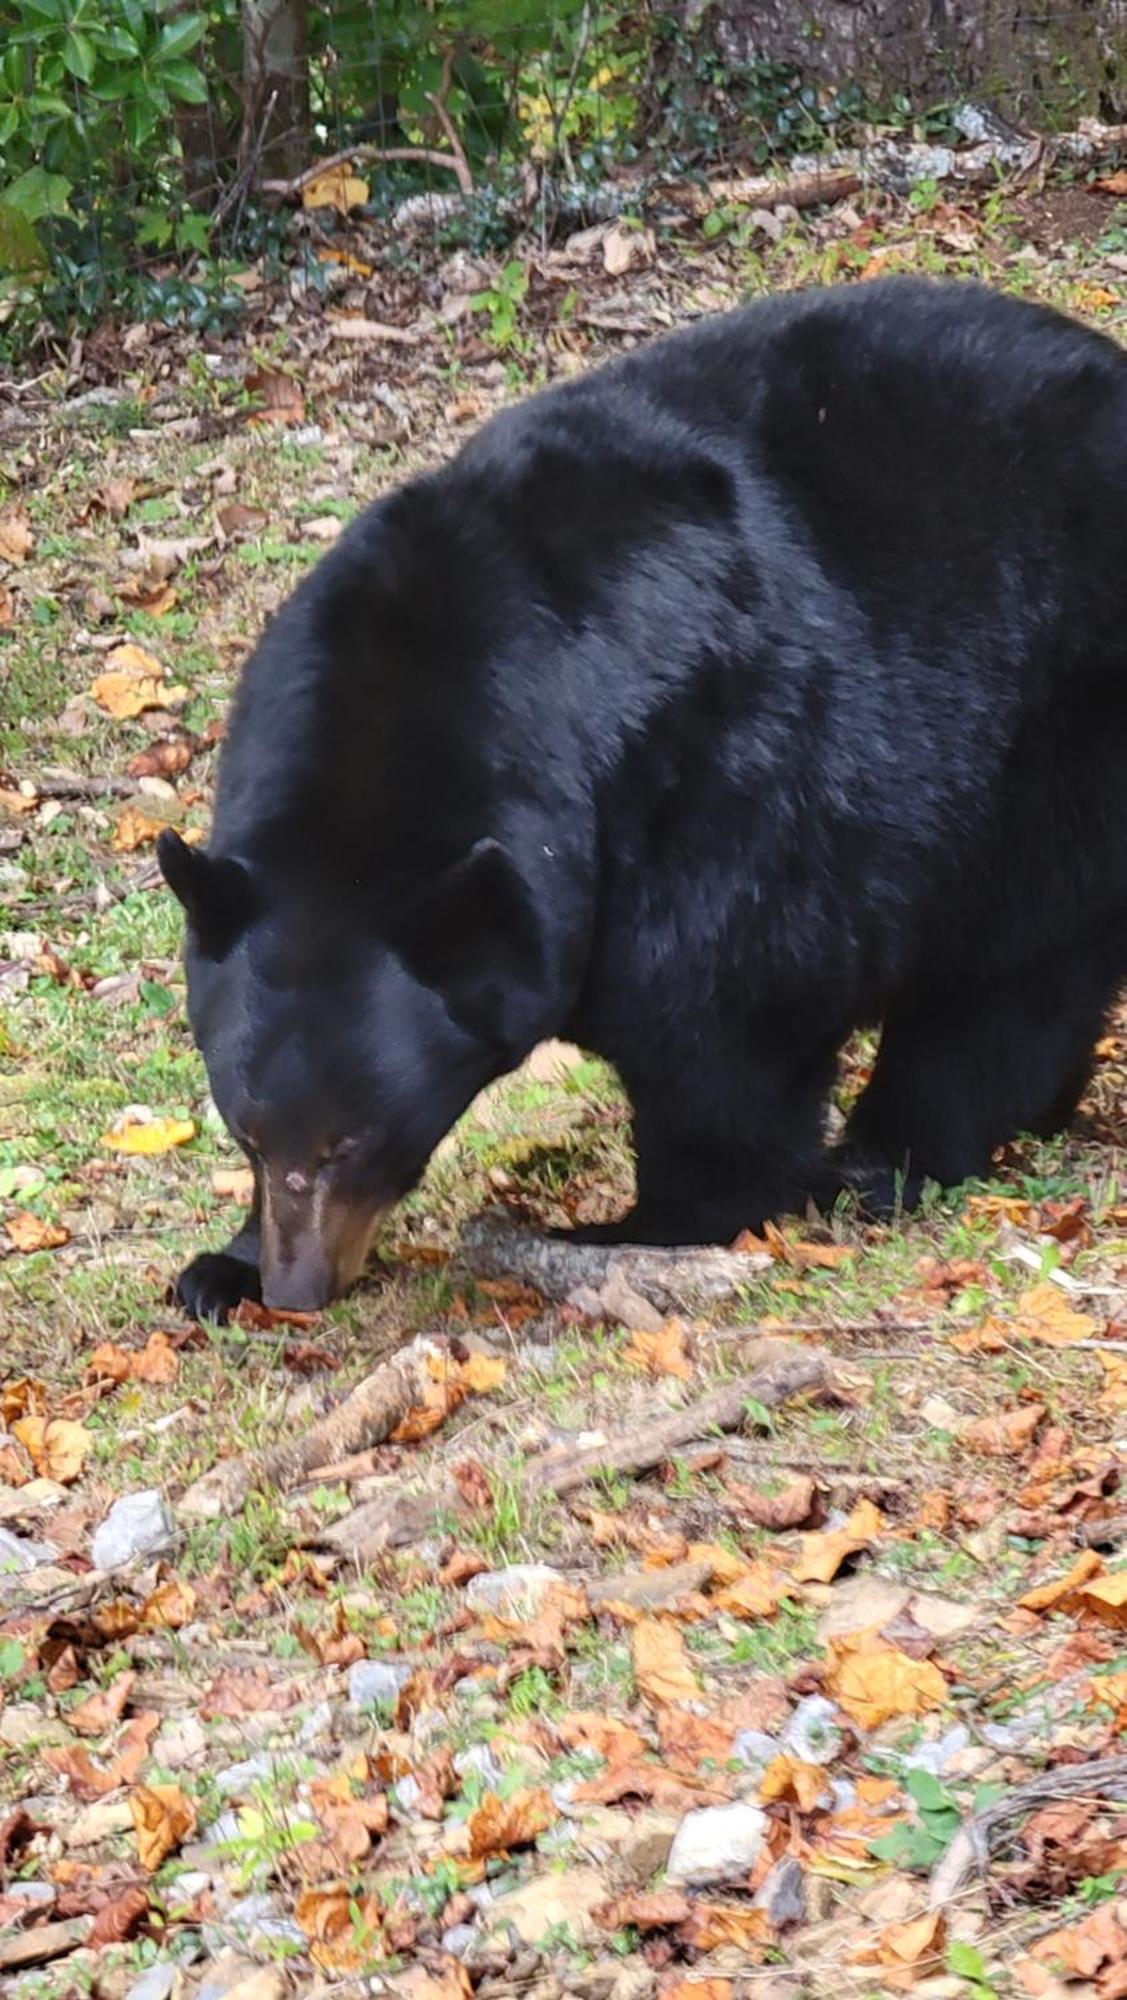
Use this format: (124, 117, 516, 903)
(91, 1490, 175, 1570)
(902, 1724, 970, 1776)
(392, 1774, 422, 1815)
(347, 1658, 412, 1708)
(465, 1563, 564, 1617)
(781, 1695, 842, 1767)
(220, 1891, 305, 1949)
(7, 1881, 56, 1904)
(214, 1755, 279, 1796)
(297, 1698, 334, 1744)
(665, 1802, 767, 1887)
(442, 1923, 476, 1957)
(0, 1526, 58, 1573)
(124, 1964, 178, 2000)
(455, 1742, 504, 1791)
(754, 1855, 806, 1928)
(732, 1728, 780, 1776)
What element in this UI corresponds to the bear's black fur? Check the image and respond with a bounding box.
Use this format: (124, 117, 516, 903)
(160, 276, 1127, 1319)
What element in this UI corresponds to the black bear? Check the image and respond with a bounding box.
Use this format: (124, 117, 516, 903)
(159, 276, 1127, 1320)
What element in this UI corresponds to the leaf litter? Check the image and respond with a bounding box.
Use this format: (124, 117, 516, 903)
(4, 169, 1127, 2000)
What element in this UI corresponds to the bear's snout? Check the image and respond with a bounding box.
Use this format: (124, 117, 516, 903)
(259, 1166, 382, 1310)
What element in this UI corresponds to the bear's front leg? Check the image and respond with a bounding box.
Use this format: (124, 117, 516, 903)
(174, 1180, 262, 1324)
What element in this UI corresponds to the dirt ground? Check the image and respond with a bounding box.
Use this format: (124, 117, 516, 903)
(4, 167, 1127, 2000)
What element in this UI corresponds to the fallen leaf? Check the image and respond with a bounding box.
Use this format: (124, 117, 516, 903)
(1019, 1548, 1104, 1612)
(1074, 281, 1120, 311)
(0, 504, 34, 563)
(661, 1982, 731, 2000)
(88, 1886, 150, 1946)
(682, 1903, 774, 1953)
(90, 644, 181, 719)
(730, 1473, 818, 1529)
(0, 585, 14, 626)
(111, 806, 174, 853)
(825, 1632, 948, 1727)
(1096, 170, 1127, 196)
(211, 1165, 256, 1201)
(87, 477, 137, 520)
(1013, 1282, 1097, 1347)
(623, 1318, 693, 1379)
(790, 1497, 883, 1583)
(464, 1786, 555, 1858)
(658, 1705, 737, 1772)
(1073, 1572, 1127, 1629)
(295, 1883, 384, 1972)
(456, 1350, 507, 1394)
(633, 1616, 700, 1705)
(556, 1712, 648, 1763)
(603, 220, 656, 275)
(596, 1887, 691, 1930)
(245, 367, 305, 426)
(712, 1559, 783, 1618)
(126, 734, 195, 779)
(11, 1415, 91, 1483)
(69, 1670, 136, 1736)
(1032, 1903, 1127, 1977)
(130, 1782, 196, 1870)
(131, 1332, 179, 1385)
(86, 1342, 132, 1385)
(302, 161, 370, 214)
(759, 1752, 830, 1810)
(854, 1910, 948, 1987)
(963, 1402, 1046, 1456)
(44, 1711, 159, 1798)
(141, 1576, 197, 1629)
(101, 1111, 196, 1155)
(5, 1209, 69, 1253)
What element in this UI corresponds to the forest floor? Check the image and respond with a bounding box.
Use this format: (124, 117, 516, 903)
(4, 162, 1127, 2000)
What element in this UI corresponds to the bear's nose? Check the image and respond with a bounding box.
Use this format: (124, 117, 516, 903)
(262, 1261, 334, 1312)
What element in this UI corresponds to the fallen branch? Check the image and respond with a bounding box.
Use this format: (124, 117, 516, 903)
(178, 1334, 449, 1518)
(322, 1336, 830, 1562)
(707, 167, 861, 211)
(930, 1751, 1127, 1908)
(456, 1215, 771, 1315)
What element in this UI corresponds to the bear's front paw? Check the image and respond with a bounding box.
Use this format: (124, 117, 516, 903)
(175, 1252, 262, 1324)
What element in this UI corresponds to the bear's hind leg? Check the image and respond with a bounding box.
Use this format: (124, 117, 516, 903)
(843, 943, 1117, 1191)
(569, 1024, 843, 1246)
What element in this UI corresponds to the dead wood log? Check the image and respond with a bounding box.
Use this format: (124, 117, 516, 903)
(178, 1335, 446, 1518)
(456, 1215, 771, 1314)
(322, 1337, 830, 1563)
(930, 1751, 1127, 1908)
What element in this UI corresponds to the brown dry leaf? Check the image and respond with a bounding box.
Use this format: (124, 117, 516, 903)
(90, 643, 173, 718)
(1073, 1571, 1127, 1629)
(0, 504, 34, 563)
(0, 783, 36, 814)
(117, 573, 178, 616)
(1013, 1282, 1098, 1347)
(0, 585, 14, 627)
(111, 807, 171, 853)
(682, 1904, 774, 1953)
(200, 1670, 300, 1719)
(127, 734, 195, 780)
(212, 1165, 256, 1201)
(141, 1576, 197, 1629)
(662, 1982, 732, 2000)
(246, 367, 305, 426)
(395, 1962, 472, 2000)
(86, 1342, 133, 1385)
(1019, 1548, 1105, 1612)
(825, 1632, 948, 1728)
(295, 1884, 383, 1974)
(102, 1112, 196, 1156)
(712, 1559, 783, 1618)
(790, 1496, 883, 1584)
(131, 1332, 179, 1385)
(963, 1402, 1045, 1456)
(597, 1888, 691, 1931)
(69, 1670, 136, 1736)
(4, 1209, 69, 1253)
(623, 1318, 693, 1379)
(633, 1616, 701, 1706)
(1032, 1904, 1127, 1977)
(216, 502, 270, 538)
(130, 1782, 197, 1870)
(658, 1705, 737, 1772)
(89, 477, 137, 519)
(465, 1786, 555, 1858)
(854, 1910, 948, 1987)
(11, 1415, 91, 1483)
(759, 1753, 830, 1811)
(556, 1712, 648, 1763)
(87, 1885, 150, 1947)
(730, 1473, 818, 1530)
(1096, 170, 1127, 195)
(0, 1442, 28, 1484)
(44, 1711, 159, 1798)
(302, 162, 370, 214)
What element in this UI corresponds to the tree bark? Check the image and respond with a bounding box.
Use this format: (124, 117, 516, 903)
(242, 0, 309, 178)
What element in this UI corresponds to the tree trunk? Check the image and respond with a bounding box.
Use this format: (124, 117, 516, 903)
(242, 0, 309, 178)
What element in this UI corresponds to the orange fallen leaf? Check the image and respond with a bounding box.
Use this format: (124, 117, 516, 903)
(69, 1670, 136, 1737)
(1019, 1548, 1104, 1612)
(1074, 281, 1120, 312)
(825, 1632, 948, 1728)
(759, 1753, 830, 1811)
(131, 1782, 196, 1871)
(1031, 1903, 1127, 1977)
(302, 161, 370, 215)
(1096, 170, 1127, 196)
(658, 1705, 737, 1773)
(246, 367, 306, 427)
(0, 504, 34, 563)
(11, 1415, 91, 1483)
(101, 1112, 196, 1156)
(90, 643, 184, 719)
(111, 807, 171, 853)
(1012, 1282, 1097, 1347)
(662, 1982, 732, 2000)
(1073, 1571, 1127, 1629)
(465, 1786, 555, 1858)
(131, 1332, 179, 1385)
(211, 1165, 256, 1201)
(556, 1712, 648, 1763)
(456, 1350, 506, 1394)
(623, 1319, 693, 1380)
(712, 1560, 783, 1619)
(597, 1887, 691, 1931)
(682, 1903, 774, 1953)
(854, 1910, 947, 1987)
(86, 1342, 133, 1385)
(728, 1473, 818, 1530)
(141, 1576, 197, 1629)
(4, 1210, 69, 1254)
(963, 1402, 1045, 1456)
(633, 1616, 700, 1706)
(790, 1496, 883, 1584)
(44, 1711, 159, 1798)
(295, 1883, 384, 1973)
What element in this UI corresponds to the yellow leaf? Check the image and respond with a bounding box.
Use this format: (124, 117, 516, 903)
(1012, 1282, 1097, 1347)
(5, 1209, 69, 1253)
(130, 1782, 197, 1870)
(90, 643, 169, 718)
(712, 1560, 782, 1618)
(1074, 281, 1119, 312)
(457, 1351, 507, 1394)
(1018, 1548, 1104, 1612)
(465, 1786, 555, 1858)
(102, 1113, 196, 1155)
(759, 1753, 830, 1810)
(111, 807, 171, 852)
(1073, 1571, 1127, 1628)
(825, 1632, 948, 1728)
(853, 1910, 947, 1987)
(633, 1616, 700, 1706)
(302, 163, 370, 215)
(212, 1166, 256, 1201)
(12, 1415, 91, 1484)
(623, 1319, 693, 1379)
(789, 1497, 883, 1584)
(141, 1576, 197, 1629)
(295, 1884, 383, 1973)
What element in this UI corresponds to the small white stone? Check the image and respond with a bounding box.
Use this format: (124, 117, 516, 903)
(665, 1802, 768, 1887)
(92, 1490, 175, 1570)
(465, 1563, 564, 1617)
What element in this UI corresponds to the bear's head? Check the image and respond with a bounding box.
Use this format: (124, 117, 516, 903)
(157, 827, 556, 1309)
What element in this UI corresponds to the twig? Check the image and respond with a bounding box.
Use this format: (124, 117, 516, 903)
(424, 48, 474, 197)
(455, 1215, 773, 1313)
(262, 137, 472, 201)
(707, 167, 862, 211)
(930, 1752, 1127, 1908)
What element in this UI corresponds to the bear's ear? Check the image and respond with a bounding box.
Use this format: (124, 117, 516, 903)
(157, 831, 256, 959)
(397, 838, 549, 1057)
